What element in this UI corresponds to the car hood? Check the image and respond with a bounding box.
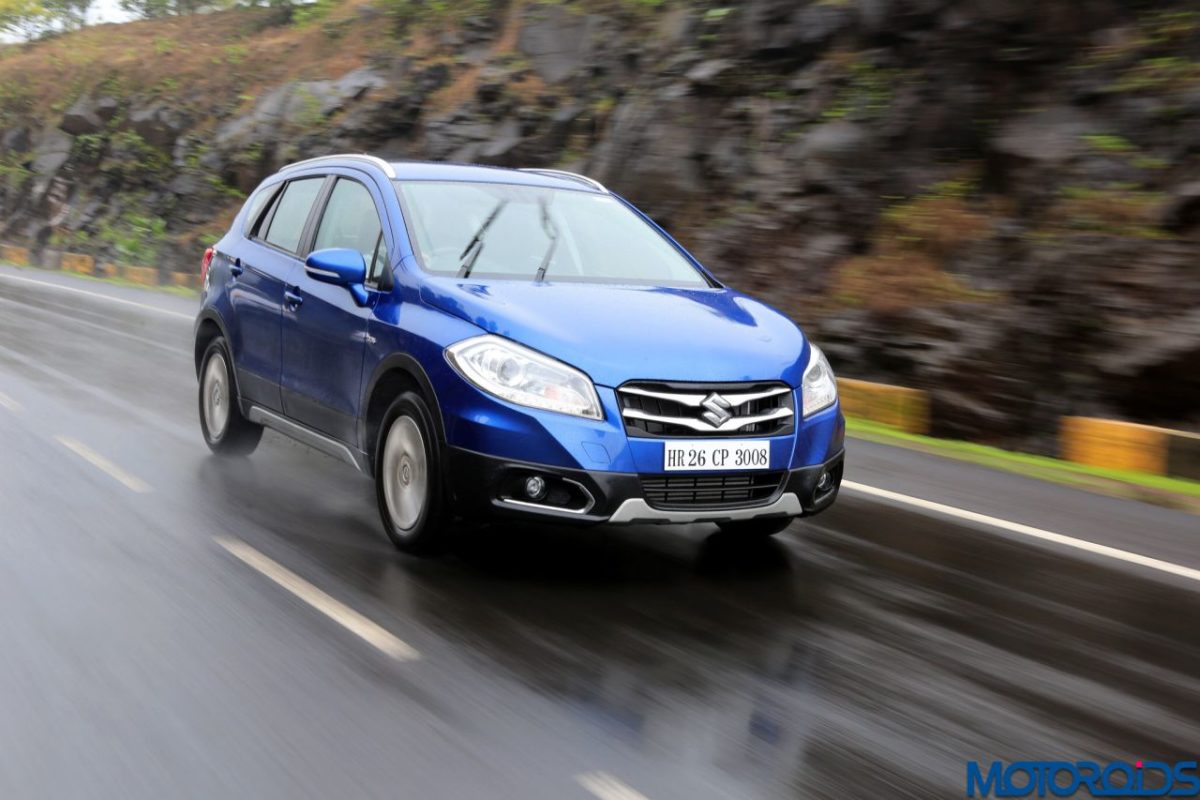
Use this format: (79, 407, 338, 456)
(420, 278, 809, 388)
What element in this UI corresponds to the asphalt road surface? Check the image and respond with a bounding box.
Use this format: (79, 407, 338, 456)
(0, 264, 1197, 799)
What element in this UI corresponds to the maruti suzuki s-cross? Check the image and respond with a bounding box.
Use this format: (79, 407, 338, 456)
(194, 155, 844, 553)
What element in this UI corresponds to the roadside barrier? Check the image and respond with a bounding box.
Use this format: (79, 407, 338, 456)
(120, 265, 159, 286)
(837, 377, 930, 435)
(60, 252, 95, 275)
(0, 244, 29, 266)
(1061, 417, 1200, 481)
(0, 242, 199, 289)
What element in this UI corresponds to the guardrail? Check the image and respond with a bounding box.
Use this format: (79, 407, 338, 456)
(837, 379, 1198, 483)
(0, 244, 30, 266)
(1, 243, 200, 289)
(837, 377, 930, 435)
(1062, 417, 1200, 482)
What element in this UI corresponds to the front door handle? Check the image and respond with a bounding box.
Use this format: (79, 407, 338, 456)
(284, 288, 304, 309)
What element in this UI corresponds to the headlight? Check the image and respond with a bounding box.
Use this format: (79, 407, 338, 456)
(446, 335, 603, 420)
(802, 344, 838, 417)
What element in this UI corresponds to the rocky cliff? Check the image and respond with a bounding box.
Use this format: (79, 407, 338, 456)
(1, 0, 1198, 449)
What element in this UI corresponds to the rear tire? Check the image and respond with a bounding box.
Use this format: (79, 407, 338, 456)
(375, 391, 449, 555)
(715, 517, 794, 537)
(198, 337, 262, 456)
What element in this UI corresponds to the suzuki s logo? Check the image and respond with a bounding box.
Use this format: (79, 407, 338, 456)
(701, 392, 733, 427)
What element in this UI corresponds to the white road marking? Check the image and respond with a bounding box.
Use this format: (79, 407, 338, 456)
(576, 772, 651, 800)
(215, 537, 421, 662)
(842, 480, 1200, 584)
(55, 436, 151, 493)
(0, 390, 20, 412)
(0, 272, 193, 321)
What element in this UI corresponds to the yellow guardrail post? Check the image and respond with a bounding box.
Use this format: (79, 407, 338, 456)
(0, 244, 30, 266)
(60, 252, 96, 275)
(1060, 417, 1168, 476)
(837, 377, 930, 434)
(119, 265, 158, 286)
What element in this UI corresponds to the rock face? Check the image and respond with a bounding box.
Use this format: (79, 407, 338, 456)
(1, 0, 1198, 447)
(58, 95, 120, 136)
(516, 4, 597, 83)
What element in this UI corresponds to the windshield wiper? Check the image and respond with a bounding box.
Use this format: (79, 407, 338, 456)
(457, 199, 508, 279)
(534, 198, 559, 282)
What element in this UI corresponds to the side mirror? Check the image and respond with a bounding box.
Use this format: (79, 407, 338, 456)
(305, 248, 369, 305)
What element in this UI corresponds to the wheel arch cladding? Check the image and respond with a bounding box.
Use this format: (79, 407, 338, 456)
(194, 314, 227, 376)
(363, 354, 446, 459)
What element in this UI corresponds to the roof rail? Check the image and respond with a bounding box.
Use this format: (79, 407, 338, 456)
(518, 168, 607, 193)
(281, 154, 397, 179)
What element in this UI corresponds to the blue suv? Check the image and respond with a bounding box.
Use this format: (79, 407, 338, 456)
(194, 155, 844, 553)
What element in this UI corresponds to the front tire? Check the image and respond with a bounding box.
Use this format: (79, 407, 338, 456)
(375, 391, 449, 555)
(199, 337, 262, 456)
(715, 516, 794, 537)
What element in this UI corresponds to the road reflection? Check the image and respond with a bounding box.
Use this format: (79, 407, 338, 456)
(195, 437, 1200, 799)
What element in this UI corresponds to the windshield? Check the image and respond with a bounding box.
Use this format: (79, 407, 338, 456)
(394, 181, 712, 286)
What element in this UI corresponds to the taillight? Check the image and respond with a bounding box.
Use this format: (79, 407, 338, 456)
(201, 247, 214, 285)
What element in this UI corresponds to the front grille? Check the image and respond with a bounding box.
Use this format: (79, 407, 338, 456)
(618, 381, 795, 438)
(640, 472, 786, 510)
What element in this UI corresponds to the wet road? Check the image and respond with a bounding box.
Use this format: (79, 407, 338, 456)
(0, 264, 1198, 799)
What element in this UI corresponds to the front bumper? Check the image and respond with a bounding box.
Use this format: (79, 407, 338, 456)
(444, 446, 844, 525)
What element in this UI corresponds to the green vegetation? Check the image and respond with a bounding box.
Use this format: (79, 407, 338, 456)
(822, 57, 908, 121)
(0, 81, 34, 127)
(0, 0, 90, 37)
(96, 207, 168, 264)
(290, 0, 332, 26)
(1111, 55, 1200, 94)
(106, 130, 171, 180)
(1050, 185, 1169, 240)
(846, 417, 1200, 511)
(290, 84, 324, 128)
(831, 174, 996, 311)
(380, 0, 492, 29)
(0, 152, 32, 193)
(73, 131, 106, 160)
(1082, 133, 1135, 154)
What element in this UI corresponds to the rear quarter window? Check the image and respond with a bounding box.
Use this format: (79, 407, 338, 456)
(242, 183, 281, 237)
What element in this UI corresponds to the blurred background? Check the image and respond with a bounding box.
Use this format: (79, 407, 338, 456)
(1, 0, 1197, 451)
(1, 3, 1199, 798)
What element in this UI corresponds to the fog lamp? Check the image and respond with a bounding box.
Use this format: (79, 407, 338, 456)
(524, 476, 548, 501)
(816, 471, 832, 491)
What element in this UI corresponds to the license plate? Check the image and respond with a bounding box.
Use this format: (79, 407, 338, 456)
(663, 440, 771, 472)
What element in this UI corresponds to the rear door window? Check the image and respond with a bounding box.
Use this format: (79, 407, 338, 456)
(264, 178, 324, 254)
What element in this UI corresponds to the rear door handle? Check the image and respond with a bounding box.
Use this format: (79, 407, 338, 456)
(284, 288, 303, 309)
(229, 259, 244, 278)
